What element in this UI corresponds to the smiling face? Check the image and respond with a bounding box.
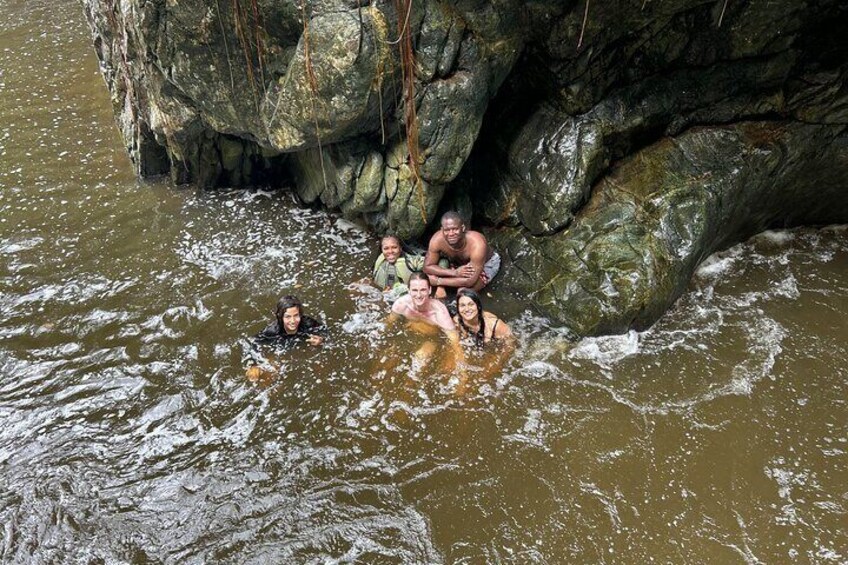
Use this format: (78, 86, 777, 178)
(282, 306, 301, 334)
(381, 237, 401, 264)
(457, 295, 479, 323)
(408, 278, 430, 310)
(441, 217, 465, 247)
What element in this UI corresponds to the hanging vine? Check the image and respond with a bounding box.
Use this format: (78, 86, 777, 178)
(214, 0, 236, 91)
(577, 0, 590, 49)
(300, 0, 329, 193)
(232, 0, 260, 113)
(393, 0, 427, 224)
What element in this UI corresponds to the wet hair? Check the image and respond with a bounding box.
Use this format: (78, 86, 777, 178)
(408, 271, 430, 287)
(456, 288, 486, 347)
(275, 295, 302, 326)
(440, 211, 464, 227)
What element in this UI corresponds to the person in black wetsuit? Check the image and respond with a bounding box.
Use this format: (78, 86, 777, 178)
(246, 295, 326, 382)
(255, 295, 326, 346)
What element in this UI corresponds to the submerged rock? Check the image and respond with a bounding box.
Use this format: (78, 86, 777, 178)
(83, 0, 848, 335)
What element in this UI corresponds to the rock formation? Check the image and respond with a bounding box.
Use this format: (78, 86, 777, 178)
(83, 0, 848, 335)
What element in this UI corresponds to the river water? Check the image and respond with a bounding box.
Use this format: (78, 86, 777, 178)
(1, 1, 846, 563)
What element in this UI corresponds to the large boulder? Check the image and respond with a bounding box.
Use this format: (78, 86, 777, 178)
(83, 0, 522, 237)
(83, 0, 848, 335)
(489, 121, 848, 336)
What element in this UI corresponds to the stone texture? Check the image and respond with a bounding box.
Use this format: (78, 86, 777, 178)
(83, 0, 522, 237)
(83, 0, 848, 335)
(489, 121, 848, 336)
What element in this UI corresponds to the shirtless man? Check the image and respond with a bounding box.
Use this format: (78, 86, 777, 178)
(423, 211, 500, 299)
(389, 272, 465, 368)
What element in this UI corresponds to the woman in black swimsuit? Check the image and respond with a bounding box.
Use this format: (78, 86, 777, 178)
(452, 288, 513, 347)
(254, 295, 326, 346)
(246, 295, 326, 382)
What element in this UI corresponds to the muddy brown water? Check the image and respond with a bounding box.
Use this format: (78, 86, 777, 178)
(1, 1, 846, 562)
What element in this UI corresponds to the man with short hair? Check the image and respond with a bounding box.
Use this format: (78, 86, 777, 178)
(423, 211, 500, 299)
(389, 272, 466, 370)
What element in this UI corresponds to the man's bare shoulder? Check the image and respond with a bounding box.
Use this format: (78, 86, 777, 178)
(430, 299, 451, 316)
(430, 300, 456, 331)
(392, 294, 412, 314)
(427, 231, 448, 250)
(466, 230, 489, 247)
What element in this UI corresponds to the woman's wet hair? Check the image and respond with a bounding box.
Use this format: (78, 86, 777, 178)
(456, 288, 486, 347)
(275, 295, 302, 325)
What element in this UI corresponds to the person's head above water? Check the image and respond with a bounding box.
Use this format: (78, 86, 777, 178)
(275, 295, 303, 335)
(456, 288, 487, 346)
(456, 288, 484, 322)
(380, 235, 402, 264)
(407, 272, 431, 310)
(440, 211, 466, 248)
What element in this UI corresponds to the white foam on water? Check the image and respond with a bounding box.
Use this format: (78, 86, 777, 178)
(695, 244, 743, 279)
(728, 315, 785, 386)
(515, 361, 564, 381)
(504, 408, 548, 448)
(765, 460, 810, 527)
(773, 273, 800, 299)
(216, 393, 270, 448)
(354, 393, 381, 422)
(14, 275, 138, 309)
(0, 236, 43, 254)
(334, 217, 367, 236)
(815, 546, 845, 562)
(754, 230, 796, 246)
(341, 311, 383, 335)
(568, 330, 640, 369)
(174, 191, 372, 292)
(578, 482, 623, 531)
(523, 303, 787, 415)
(79, 308, 131, 328)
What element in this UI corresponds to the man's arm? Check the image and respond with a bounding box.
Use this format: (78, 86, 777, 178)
(422, 234, 455, 277)
(390, 296, 406, 316)
(384, 298, 408, 330)
(429, 238, 486, 289)
(433, 304, 466, 363)
(442, 327, 471, 392)
(384, 311, 403, 328)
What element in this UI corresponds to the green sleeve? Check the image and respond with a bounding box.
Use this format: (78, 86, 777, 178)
(373, 255, 387, 287)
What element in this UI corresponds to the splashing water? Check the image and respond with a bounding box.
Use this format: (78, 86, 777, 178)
(0, 0, 846, 562)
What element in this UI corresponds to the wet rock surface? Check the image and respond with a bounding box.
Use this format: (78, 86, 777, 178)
(489, 121, 848, 335)
(83, 0, 848, 334)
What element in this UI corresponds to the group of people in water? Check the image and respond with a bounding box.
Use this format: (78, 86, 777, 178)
(246, 211, 514, 382)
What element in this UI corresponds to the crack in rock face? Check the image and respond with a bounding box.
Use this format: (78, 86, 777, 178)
(83, 0, 848, 335)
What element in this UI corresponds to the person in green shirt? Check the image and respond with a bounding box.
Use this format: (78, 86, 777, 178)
(372, 235, 425, 295)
